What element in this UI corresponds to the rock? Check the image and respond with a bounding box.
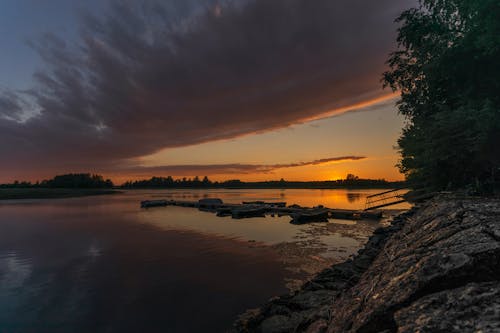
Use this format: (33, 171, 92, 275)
(234, 309, 262, 332)
(289, 290, 337, 310)
(234, 196, 500, 333)
(234, 202, 398, 332)
(260, 315, 298, 333)
(395, 282, 500, 332)
(327, 197, 500, 333)
(305, 319, 328, 333)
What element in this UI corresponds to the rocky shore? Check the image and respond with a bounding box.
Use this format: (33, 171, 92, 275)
(234, 196, 500, 332)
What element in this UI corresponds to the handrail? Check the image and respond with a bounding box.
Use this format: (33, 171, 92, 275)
(366, 188, 406, 198)
(364, 188, 409, 210)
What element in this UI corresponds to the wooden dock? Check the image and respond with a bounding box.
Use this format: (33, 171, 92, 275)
(140, 199, 383, 222)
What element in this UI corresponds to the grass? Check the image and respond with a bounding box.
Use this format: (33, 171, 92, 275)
(0, 188, 121, 200)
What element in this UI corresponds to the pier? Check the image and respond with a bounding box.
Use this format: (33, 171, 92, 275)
(140, 198, 385, 223)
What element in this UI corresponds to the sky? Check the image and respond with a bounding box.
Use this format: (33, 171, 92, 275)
(0, 0, 416, 184)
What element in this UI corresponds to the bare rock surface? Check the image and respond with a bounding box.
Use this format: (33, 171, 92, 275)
(234, 196, 500, 333)
(394, 282, 500, 333)
(328, 197, 500, 333)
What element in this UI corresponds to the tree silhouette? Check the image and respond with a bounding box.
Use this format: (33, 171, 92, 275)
(384, 0, 500, 193)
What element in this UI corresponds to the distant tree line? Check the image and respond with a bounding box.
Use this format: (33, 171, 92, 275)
(384, 0, 500, 193)
(0, 174, 114, 188)
(1, 173, 404, 190)
(121, 174, 404, 189)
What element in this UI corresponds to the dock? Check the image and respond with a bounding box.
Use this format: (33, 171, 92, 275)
(140, 199, 384, 222)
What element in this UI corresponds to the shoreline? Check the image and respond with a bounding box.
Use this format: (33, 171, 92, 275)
(0, 188, 121, 200)
(120, 186, 404, 190)
(234, 195, 500, 332)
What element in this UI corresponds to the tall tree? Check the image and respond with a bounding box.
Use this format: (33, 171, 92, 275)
(384, 0, 500, 192)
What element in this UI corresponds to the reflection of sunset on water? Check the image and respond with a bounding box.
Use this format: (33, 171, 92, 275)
(147, 188, 410, 211)
(0, 188, 393, 331)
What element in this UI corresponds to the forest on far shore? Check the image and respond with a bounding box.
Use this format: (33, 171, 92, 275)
(1, 173, 404, 190)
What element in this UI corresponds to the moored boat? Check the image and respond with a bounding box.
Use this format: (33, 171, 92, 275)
(231, 206, 267, 219)
(290, 209, 329, 224)
(216, 207, 233, 217)
(198, 198, 223, 209)
(140, 200, 168, 208)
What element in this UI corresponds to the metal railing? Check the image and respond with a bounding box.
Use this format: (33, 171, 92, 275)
(364, 188, 408, 210)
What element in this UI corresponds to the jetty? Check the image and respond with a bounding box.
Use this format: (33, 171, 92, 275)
(140, 198, 385, 222)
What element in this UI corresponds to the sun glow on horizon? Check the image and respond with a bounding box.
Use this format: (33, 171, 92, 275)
(115, 96, 405, 184)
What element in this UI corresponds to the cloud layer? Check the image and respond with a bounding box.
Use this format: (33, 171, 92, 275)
(115, 155, 366, 177)
(0, 0, 414, 178)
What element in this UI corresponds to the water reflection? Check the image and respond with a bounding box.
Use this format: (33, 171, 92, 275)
(0, 252, 31, 287)
(0, 198, 289, 332)
(146, 188, 410, 210)
(0, 189, 402, 332)
(346, 192, 362, 203)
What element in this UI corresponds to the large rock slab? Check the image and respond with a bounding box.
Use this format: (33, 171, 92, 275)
(394, 282, 500, 333)
(327, 198, 500, 333)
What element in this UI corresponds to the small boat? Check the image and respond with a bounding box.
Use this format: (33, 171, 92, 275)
(330, 209, 362, 220)
(216, 207, 233, 217)
(140, 200, 168, 208)
(290, 209, 329, 224)
(198, 198, 223, 209)
(231, 206, 267, 219)
(197, 198, 224, 212)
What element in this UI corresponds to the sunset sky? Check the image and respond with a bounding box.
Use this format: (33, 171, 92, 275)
(0, 0, 415, 184)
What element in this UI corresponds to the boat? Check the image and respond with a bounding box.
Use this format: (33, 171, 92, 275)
(198, 198, 223, 208)
(330, 209, 363, 220)
(140, 200, 168, 208)
(231, 206, 267, 219)
(198, 198, 224, 211)
(290, 209, 329, 224)
(216, 207, 233, 217)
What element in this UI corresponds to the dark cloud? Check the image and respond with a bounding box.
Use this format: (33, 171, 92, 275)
(0, 91, 25, 121)
(114, 156, 367, 177)
(0, 0, 415, 179)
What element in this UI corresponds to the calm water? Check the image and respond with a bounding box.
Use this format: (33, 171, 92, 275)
(0, 189, 408, 332)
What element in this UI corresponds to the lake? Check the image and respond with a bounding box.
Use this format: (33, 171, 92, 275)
(0, 189, 409, 332)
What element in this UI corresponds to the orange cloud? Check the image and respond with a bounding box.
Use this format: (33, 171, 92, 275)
(114, 155, 366, 177)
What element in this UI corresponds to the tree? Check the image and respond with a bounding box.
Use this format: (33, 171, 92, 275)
(384, 0, 500, 193)
(46, 173, 114, 188)
(346, 174, 359, 182)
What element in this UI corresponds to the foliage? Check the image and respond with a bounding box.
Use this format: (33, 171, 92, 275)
(43, 174, 114, 188)
(384, 0, 500, 193)
(0, 188, 117, 200)
(121, 174, 400, 189)
(0, 174, 114, 189)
